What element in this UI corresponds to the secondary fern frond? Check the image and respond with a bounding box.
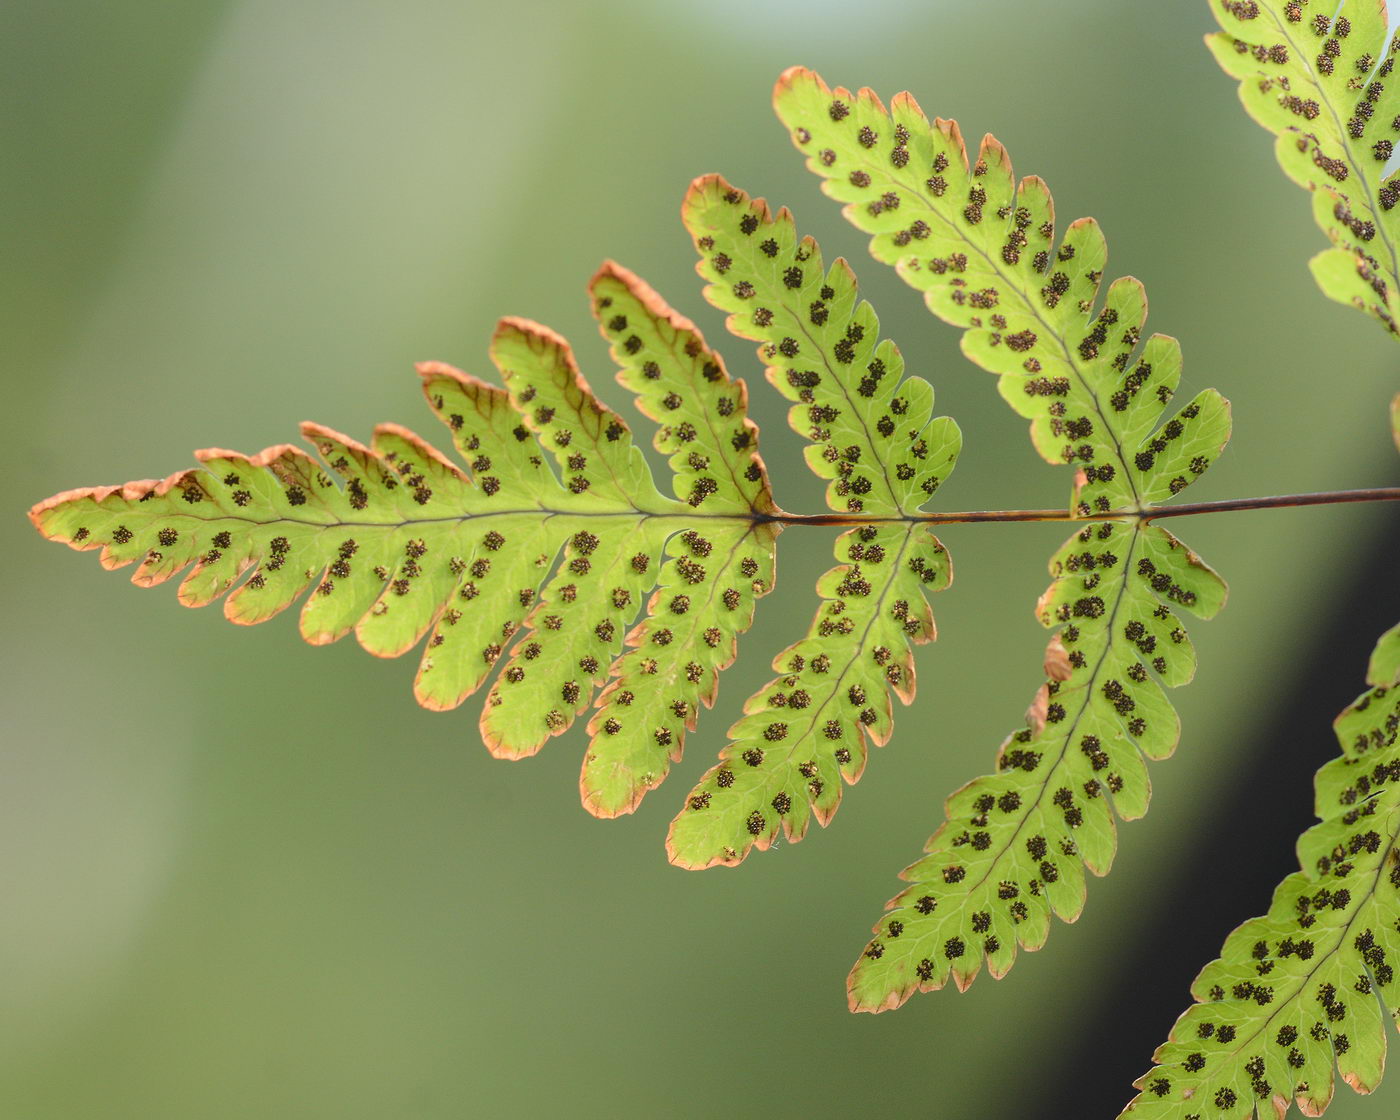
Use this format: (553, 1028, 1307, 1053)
(1207, 0, 1400, 336)
(771, 68, 1234, 1005)
(29, 186, 967, 856)
(1122, 625, 1400, 1119)
(665, 176, 961, 867)
(30, 265, 780, 820)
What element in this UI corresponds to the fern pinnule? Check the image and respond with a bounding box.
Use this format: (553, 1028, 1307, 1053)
(1207, 0, 1400, 337)
(1122, 624, 1400, 1119)
(1373, 620, 1400, 688)
(587, 260, 774, 516)
(581, 260, 778, 817)
(476, 317, 681, 759)
(845, 520, 1228, 1007)
(682, 173, 958, 516)
(665, 174, 962, 868)
(772, 66, 1233, 509)
(664, 517, 953, 868)
(771, 67, 1234, 1005)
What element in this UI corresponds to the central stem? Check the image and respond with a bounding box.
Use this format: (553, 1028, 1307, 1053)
(757, 487, 1400, 527)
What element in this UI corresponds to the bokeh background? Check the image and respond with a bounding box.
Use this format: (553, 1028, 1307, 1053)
(4, 1, 1400, 1116)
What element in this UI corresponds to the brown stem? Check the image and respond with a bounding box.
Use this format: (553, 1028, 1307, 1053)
(1140, 487, 1400, 521)
(758, 487, 1400, 527)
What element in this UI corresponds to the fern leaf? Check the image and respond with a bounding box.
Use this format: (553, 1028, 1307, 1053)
(30, 267, 778, 818)
(580, 261, 778, 816)
(1206, 0, 1400, 336)
(664, 175, 961, 867)
(682, 173, 957, 516)
(772, 67, 1231, 506)
(771, 68, 1234, 1003)
(665, 519, 952, 868)
(587, 261, 774, 515)
(1122, 625, 1400, 1119)
(845, 519, 1227, 1007)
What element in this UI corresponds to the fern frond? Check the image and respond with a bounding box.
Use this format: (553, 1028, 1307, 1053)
(30, 266, 778, 819)
(1206, 0, 1400, 336)
(1122, 625, 1400, 1119)
(665, 176, 961, 867)
(771, 68, 1234, 1004)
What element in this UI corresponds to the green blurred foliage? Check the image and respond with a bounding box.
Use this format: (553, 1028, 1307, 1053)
(2, 1, 1397, 1116)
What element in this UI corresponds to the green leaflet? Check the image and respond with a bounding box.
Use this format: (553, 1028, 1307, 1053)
(682, 174, 957, 517)
(1374, 621, 1400, 687)
(772, 68, 1233, 1003)
(580, 265, 777, 817)
(1207, 0, 1400, 337)
(666, 520, 952, 868)
(666, 176, 961, 867)
(586, 522, 775, 819)
(588, 262, 774, 516)
(773, 68, 1231, 507)
(848, 520, 1226, 1007)
(1122, 626, 1400, 1119)
(478, 319, 680, 757)
(30, 266, 781, 823)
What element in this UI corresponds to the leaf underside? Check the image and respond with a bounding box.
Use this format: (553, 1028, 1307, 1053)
(32, 190, 967, 866)
(1122, 627, 1400, 1120)
(1207, 0, 1400, 338)
(32, 60, 1262, 1032)
(667, 173, 960, 868)
(32, 261, 789, 831)
(772, 66, 1233, 1007)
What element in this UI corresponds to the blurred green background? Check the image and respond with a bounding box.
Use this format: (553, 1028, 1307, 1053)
(4, 1, 1400, 1117)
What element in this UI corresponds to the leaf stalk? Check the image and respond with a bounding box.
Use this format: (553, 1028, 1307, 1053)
(760, 487, 1400, 527)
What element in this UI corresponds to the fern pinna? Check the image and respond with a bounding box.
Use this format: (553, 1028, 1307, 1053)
(28, 183, 963, 870)
(1123, 621, 1400, 1119)
(771, 67, 1232, 1009)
